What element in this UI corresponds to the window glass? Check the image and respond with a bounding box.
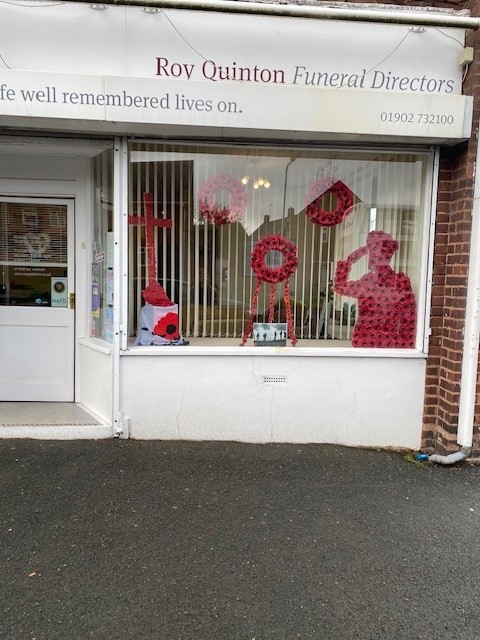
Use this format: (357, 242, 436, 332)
(0, 201, 68, 307)
(91, 149, 114, 341)
(128, 143, 428, 348)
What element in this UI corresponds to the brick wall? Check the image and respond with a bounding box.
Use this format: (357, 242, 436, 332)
(426, 146, 472, 453)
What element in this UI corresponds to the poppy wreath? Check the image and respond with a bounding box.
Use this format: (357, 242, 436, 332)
(241, 235, 299, 347)
(250, 234, 298, 284)
(197, 173, 247, 225)
(305, 177, 354, 227)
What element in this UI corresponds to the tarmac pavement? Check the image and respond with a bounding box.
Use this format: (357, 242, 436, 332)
(1, 440, 479, 640)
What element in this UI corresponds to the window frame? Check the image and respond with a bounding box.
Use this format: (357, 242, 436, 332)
(120, 139, 437, 356)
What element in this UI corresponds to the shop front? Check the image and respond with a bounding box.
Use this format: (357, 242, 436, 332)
(0, 1, 476, 446)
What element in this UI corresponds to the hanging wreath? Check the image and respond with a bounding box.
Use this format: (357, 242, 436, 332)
(197, 173, 247, 225)
(250, 235, 298, 283)
(241, 235, 299, 347)
(305, 177, 354, 227)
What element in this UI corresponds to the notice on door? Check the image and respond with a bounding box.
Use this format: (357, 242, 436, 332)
(0, 265, 67, 307)
(51, 277, 68, 307)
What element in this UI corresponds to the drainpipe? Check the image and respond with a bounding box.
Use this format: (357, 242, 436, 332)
(81, 0, 480, 30)
(428, 448, 471, 465)
(112, 137, 130, 439)
(455, 134, 480, 453)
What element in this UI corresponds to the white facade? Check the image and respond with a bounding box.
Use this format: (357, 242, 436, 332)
(120, 350, 426, 447)
(0, 1, 473, 446)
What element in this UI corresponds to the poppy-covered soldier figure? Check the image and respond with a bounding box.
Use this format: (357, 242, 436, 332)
(333, 230, 416, 348)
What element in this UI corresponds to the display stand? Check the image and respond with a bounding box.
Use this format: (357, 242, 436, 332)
(134, 302, 185, 346)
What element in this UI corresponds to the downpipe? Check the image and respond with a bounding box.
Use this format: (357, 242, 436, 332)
(420, 447, 472, 465)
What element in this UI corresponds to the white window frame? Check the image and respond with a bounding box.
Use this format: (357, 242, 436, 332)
(120, 139, 436, 358)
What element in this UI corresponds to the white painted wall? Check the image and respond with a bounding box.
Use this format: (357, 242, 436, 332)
(79, 340, 113, 424)
(120, 352, 426, 449)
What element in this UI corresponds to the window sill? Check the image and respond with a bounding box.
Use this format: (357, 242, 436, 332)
(79, 336, 114, 355)
(122, 337, 427, 358)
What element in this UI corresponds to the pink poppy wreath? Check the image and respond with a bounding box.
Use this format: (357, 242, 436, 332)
(198, 173, 247, 225)
(250, 235, 298, 284)
(305, 177, 354, 227)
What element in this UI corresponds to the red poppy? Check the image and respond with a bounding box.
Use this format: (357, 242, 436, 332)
(153, 312, 180, 341)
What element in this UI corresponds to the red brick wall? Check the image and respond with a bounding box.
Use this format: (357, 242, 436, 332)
(425, 146, 473, 453)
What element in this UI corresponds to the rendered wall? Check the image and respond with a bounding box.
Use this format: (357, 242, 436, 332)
(79, 340, 113, 424)
(120, 352, 425, 448)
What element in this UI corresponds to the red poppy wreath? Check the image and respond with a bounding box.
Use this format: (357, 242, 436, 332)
(241, 235, 299, 347)
(250, 235, 298, 284)
(305, 177, 354, 227)
(197, 173, 247, 225)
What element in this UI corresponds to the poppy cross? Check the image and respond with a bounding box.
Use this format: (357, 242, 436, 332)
(128, 193, 172, 285)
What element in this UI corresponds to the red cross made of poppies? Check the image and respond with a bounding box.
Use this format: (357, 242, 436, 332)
(128, 193, 172, 285)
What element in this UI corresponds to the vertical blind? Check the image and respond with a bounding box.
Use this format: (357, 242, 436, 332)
(0, 201, 67, 265)
(128, 143, 426, 344)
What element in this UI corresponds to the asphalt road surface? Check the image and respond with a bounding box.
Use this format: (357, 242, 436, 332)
(1, 440, 479, 639)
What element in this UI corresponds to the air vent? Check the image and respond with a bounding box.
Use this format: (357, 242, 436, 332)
(262, 375, 287, 386)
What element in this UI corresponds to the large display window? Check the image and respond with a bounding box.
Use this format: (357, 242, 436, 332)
(127, 142, 431, 348)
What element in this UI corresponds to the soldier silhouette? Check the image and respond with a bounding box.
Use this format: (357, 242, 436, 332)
(333, 230, 416, 348)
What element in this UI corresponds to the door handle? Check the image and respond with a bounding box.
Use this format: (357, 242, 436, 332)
(69, 293, 75, 309)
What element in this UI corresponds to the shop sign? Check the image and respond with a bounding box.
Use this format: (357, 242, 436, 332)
(0, 3, 473, 141)
(0, 4, 465, 95)
(0, 69, 472, 142)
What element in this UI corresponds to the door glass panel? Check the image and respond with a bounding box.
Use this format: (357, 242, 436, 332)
(0, 201, 68, 307)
